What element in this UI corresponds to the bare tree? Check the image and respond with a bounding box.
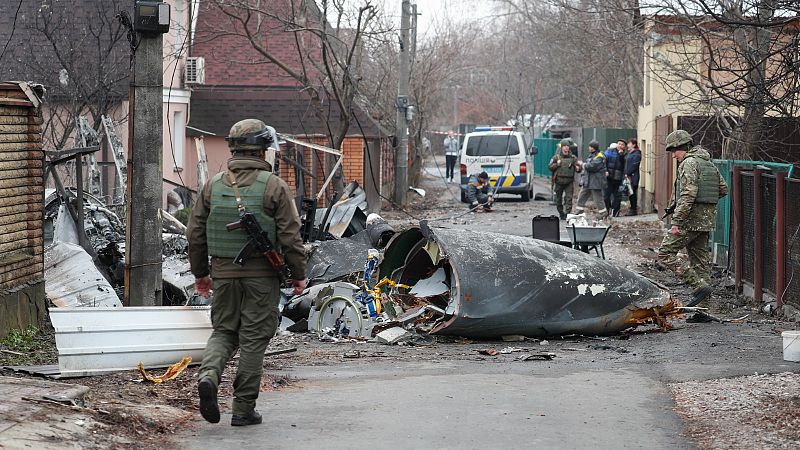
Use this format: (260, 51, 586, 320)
(0, 0, 130, 151)
(200, 0, 387, 194)
(641, 0, 800, 159)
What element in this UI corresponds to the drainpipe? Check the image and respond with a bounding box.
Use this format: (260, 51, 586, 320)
(733, 166, 743, 293)
(776, 171, 786, 311)
(753, 168, 763, 304)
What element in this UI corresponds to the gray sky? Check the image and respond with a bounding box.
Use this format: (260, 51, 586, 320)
(381, 0, 499, 36)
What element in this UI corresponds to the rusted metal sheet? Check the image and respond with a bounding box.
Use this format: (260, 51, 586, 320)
(381, 224, 676, 338)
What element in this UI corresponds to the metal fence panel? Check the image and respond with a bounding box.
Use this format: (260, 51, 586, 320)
(533, 138, 560, 177)
(742, 173, 755, 284)
(785, 179, 800, 308)
(762, 174, 777, 293)
(711, 160, 732, 265)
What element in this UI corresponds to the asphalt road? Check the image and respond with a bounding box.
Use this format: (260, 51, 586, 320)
(181, 157, 797, 449)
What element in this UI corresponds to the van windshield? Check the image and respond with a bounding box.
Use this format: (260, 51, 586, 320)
(464, 135, 520, 156)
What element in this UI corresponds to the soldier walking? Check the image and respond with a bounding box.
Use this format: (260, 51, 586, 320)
(187, 119, 307, 426)
(658, 130, 728, 306)
(548, 139, 579, 220)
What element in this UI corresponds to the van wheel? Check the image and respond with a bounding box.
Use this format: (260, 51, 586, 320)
(521, 189, 531, 202)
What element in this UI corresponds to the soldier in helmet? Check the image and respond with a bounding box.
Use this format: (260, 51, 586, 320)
(548, 138, 581, 220)
(658, 129, 728, 307)
(187, 119, 307, 426)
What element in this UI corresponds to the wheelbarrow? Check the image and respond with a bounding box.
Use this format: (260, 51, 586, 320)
(566, 224, 610, 259)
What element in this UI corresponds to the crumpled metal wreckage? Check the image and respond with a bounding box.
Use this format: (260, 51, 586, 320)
(296, 221, 679, 340)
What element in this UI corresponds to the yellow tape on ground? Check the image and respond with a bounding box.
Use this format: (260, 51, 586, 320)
(138, 356, 192, 383)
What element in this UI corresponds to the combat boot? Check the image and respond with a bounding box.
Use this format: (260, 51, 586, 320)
(198, 377, 220, 424)
(687, 286, 713, 307)
(231, 409, 263, 427)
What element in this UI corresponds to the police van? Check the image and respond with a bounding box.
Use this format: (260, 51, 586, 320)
(459, 126, 536, 202)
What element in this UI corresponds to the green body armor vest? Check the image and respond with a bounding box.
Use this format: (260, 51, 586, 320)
(687, 156, 720, 204)
(206, 171, 277, 258)
(556, 154, 577, 180)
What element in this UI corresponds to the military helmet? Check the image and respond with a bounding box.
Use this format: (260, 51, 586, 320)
(559, 138, 571, 147)
(226, 119, 273, 151)
(664, 129, 692, 152)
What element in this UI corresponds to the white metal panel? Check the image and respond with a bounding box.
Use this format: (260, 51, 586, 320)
(49, 306, 212, 377)
(44, 241, 122, 308)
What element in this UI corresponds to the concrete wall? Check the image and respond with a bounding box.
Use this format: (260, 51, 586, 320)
(0, 282, 46, 339)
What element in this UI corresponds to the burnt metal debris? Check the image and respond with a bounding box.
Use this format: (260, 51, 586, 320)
(299, 222, 680, 340)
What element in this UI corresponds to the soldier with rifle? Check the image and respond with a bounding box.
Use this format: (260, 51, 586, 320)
(658, 130, 727, 307)
(187, 119, 307, 427)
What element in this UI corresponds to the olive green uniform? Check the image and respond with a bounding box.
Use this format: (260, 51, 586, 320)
(657, 146, 727, 289)
(187, 156, 306, 417)
(548, 152, 578, 218)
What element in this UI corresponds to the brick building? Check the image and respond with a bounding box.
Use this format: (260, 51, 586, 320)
(185, 1, 391, 211)
(0, 82, 46, 338)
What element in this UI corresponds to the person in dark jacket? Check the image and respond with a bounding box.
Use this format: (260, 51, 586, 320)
(603, 140, 626, 217)
(465, 171, 493, 211)
(624, 139, 642, 215)
(574, 140, 608, 219)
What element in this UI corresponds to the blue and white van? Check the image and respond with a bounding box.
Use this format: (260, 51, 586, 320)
(459, 126, 536, 202)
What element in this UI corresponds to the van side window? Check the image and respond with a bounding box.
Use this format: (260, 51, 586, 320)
(465, 135, 520, 157)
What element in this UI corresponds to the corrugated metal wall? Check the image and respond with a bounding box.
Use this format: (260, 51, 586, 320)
(0, 83, 44, 291)
(532, 138, 559, 177)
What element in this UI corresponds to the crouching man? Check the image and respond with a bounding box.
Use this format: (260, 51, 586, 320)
(466, 171, 494, 211)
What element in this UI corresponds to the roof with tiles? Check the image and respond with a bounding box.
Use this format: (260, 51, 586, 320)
(186, 86, 386, 139)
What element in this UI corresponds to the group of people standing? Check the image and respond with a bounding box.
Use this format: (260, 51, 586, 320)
(548, 137, 641, 220)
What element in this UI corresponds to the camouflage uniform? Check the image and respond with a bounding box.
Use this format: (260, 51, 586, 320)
(657, 134, 727, 293)
(188, 119, 306, 425)
(548, 141, 578, 219)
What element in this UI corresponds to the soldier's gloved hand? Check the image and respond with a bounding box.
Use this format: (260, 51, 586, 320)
(195, 275, 213, 298)
(290, 279, 307, 295)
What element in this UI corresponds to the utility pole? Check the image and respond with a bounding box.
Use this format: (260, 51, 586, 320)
(125, 5, 167, 306)
(394, 0, 411, 205)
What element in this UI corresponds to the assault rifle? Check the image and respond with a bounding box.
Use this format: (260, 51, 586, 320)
(226, 212, 291, 283)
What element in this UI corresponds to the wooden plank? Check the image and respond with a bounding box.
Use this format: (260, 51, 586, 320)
(0, 124, 42, 134)
(0, 212, 41, 227)
(0, 194, 42, 207)
(0, 116, 31, 125)
(0, 180, 45, 192)
(0, 219, 43, 234)
(0, 204, 34, 217)
(0, 98, 33, 107)
(0, 160, 42, 171)
(0, 134, 41, 144)
(0, 89, 29, 99)
(0, 105, 34, 115)
(0, 142, 42, 152)
(0, 267, 43, 290)
(0, 235, 42, 255)
(0, 258, 43, 281)
(0, 151, 43, 161)
(0, 168, 44, 179)
(0, 247, 42, 268)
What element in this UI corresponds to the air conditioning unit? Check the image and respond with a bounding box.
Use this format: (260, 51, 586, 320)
(185, 57, 205, 85)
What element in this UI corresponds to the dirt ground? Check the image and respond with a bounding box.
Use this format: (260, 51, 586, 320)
(2, 155, 798, 449)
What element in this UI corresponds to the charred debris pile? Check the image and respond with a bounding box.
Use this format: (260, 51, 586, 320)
(43, 178, 682, 340)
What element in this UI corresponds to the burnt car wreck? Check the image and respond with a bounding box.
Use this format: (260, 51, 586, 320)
(287, 222, 680, 340)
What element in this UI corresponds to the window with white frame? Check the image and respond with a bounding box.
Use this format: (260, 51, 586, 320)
(172, 110, 185, 171)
